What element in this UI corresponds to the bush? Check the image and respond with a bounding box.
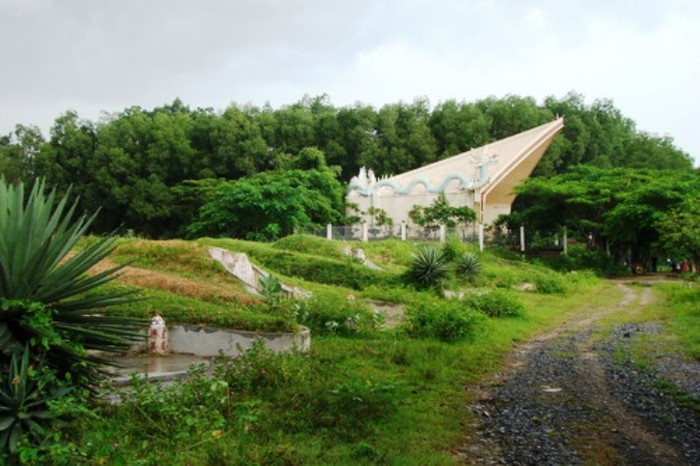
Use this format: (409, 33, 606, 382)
(456, 252, 482, 279)
(298, 292, 376, 336)
(216, 340, 309, 395)
(463, 289, 525, 318)
(532, 273, 568, 294)
(405, 300, 480, 342)
(0, 347, 90, 461)
(540, 245, 628, 276)
(441, 236, 465, 262)
(406, 246, 451, 290)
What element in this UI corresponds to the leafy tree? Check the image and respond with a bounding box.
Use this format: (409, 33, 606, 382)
(429, 100, 492, 157)
(510, 166, 699, 270)
(0, 125, 45, 183)
(189, 169, 345, 241)
(367, 207, 393, 227)
(656, 197, 700, 272)
(409, 193, 476, 228)
(5, 93, 694, 241)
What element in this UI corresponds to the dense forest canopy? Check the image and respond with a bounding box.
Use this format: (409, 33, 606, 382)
(0, 92, 694, 239)
(506, 166, 700, 272)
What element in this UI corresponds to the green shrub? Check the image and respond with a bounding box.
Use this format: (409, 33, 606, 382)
(456, 252, 482, 279)
(298, 292, 376, 336)
(278, 376, 398, 435)
(532, 273, 568, 294)
(216, 340, 309, 395)
(405, 300, 480, 342)
(463, 289, 525, 318)
(406, 246, 451, 290)
(539, 245, 628, 276)
(441, 236, 465, 262)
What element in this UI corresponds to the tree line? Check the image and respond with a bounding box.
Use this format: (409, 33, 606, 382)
(506, 166, 700, 273)
(0, 92, 693, 238)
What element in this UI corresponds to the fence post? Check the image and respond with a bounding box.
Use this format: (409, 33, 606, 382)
(478, 224, 485, 251)
(520, 226, 526, 252)
(326, 223, 332, 240)
(439, 225, 446, 243)
(401, 221, 407, 241)
(362, 222, 368, 242)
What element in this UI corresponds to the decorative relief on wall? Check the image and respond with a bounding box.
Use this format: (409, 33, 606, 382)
(347, 149, 498, 197)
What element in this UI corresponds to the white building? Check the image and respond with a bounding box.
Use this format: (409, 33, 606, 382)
(347, 117, 564, 227)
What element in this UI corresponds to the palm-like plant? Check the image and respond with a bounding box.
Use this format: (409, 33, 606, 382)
(456, 252, 482, 279)
(0, 178, 145, 385)
(406, 246, 450, 289)
(0, 348, 68, 453)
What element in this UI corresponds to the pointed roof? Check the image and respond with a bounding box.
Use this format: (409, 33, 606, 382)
(385, 118, 564, 197)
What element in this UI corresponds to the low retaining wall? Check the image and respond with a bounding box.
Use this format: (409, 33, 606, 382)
(132, 324, 311, 357)
(166, 324, 310, 356)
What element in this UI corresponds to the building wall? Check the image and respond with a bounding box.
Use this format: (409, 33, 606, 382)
(347, 118, 565, 229)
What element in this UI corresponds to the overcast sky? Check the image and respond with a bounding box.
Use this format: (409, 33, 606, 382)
(1, 0, 698, 164)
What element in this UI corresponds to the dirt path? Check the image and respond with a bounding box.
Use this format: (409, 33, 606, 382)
(458, 279, 700, 465)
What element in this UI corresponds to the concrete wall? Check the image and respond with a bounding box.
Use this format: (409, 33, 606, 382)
(167, 325, 311, 357)
(130, 325, 311, 357)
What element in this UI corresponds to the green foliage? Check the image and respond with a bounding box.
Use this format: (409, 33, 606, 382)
(531, 273, 568, 294)
(71, 340, 400, 464)
(409, 193, 475, 228)
(105, 284, 295, 333)
(463, 289, 525, 317)
(367, 207, 394, 227)
(538, 245, 627, 276)
(511, 167, 700, 274)
(663, 284, 700, 358)
(202, 238, 394, 290)
(406, 246, 451, 289)
(0, 178, 144, 384)
(32, 246, 623, 464)
(405, 300, 481, 342)
(297, 292, 376, 336)
(272, 234, 347, 261)
(656, 197, 700, 268)
(456, 252, 482, 279)
(441, 235, 465, 262)
(1, 93, 689, 240)
(258, 274, 283, 300)
(0, 347, 89, 458)
(214, 341, 308, 395)
(189, 169, 345, 241)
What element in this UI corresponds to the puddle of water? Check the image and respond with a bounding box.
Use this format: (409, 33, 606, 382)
(103, 353, 210, 384)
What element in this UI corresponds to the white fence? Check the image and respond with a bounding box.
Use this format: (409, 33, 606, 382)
(309, 224, 568, 253)
(310, 223, 488, 249)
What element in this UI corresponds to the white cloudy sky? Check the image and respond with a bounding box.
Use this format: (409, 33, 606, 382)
(1, 0, 698, 164)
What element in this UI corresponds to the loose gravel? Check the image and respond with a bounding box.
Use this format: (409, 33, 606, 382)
(458, 282, 700, 465)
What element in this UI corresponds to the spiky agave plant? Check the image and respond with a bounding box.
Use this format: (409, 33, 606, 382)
(0, 177, 145, 387)
(406, 245, 450, 289)
(456, 252, 482, 279)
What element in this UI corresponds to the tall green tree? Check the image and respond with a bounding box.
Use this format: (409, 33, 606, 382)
(510, 166, 699, 269)
(656, 197, 700, 272)
(189, 169, 345, 241)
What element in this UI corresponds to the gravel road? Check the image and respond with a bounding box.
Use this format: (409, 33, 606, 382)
(457, 280, 700, 465)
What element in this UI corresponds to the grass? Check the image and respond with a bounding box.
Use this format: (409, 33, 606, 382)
(39, 236, 696, 464)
